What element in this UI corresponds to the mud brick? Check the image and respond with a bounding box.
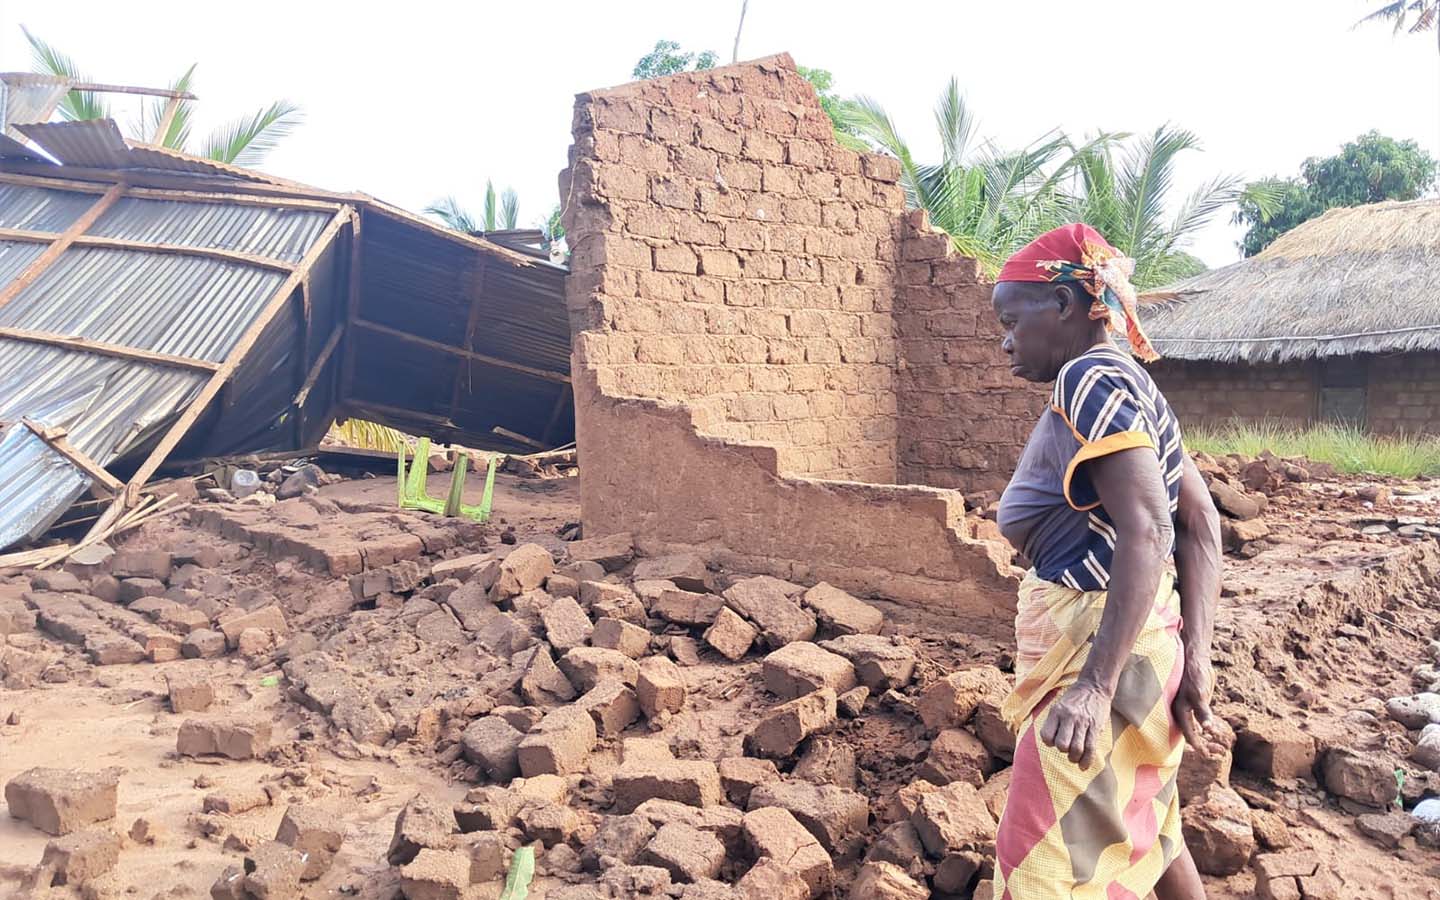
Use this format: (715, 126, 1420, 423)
(703, 607, 757, 661)
(748, 781, 869, 857)
(166, 673, 214, 713)
(211, 864, 246, 899)
(630, 799, 745, 857)
(4, 767, 118, 835)
(475, 611, 535, 657)
(972, 698, 1015, 761)
(851, 861, 927, 900)
(917, 729, 993, 788)
(582, 814, 656, 871)
(0, 598, 36, 634)
(582, 582, 647, 626)
(541, 595, 594, 652)
(388, 794, 456, 865)
(802, 583, 882, 636)
(546, 574, 580, 599)
(112, 549, 172, 581)
(182, 628, 227, 659)
(468, 831, 510, 881)
(1254, 850, 1341, 900)
(763, 642, 856, 701)
(360, 533, 425, 569)
(794, 735, 858, 789)
(623, 737, 675, 764)
(917, 666, 1008, 732)
(819, 635, 916, 691)
(1235, 717, 1317, 781)
(642, 821, 725, 883)
(592, 617, 652, 659)
(319, 542, 363, 576)
(138, 626, 184, 662)
(453, 787, 525, 833)
(275, 805, 344, 880)
(203, 786, 271, 814)
(415, 610, 466, 646)
(1319, 747, 1398, 806)
(743, 806, 833, 897)
(176, 719, 272, 760)
(910, 782, 995, 857)
(64, 542, 114, 580)
(632, 554, 712, 592)
(724, 577, 816, 648)
(669, 636, 702, 667)
(718, 757, 779, 807)
(653, 588, 725, 626)
(735, 857, 812, 900)
(29, 570, 84, 593)
(1181, 783, 1256, 876)
(41, 827, 121, 886)
(460, 716, 524, 780)
(117, 577, 167, 604)
(219, 605, 288, 649)
(566, 532, 635, 571)
(243, 840, 306, 899)
(578, 679, 641, 736)
(492, 543, 555, 599)
(517, 706, 597, 776)
(865, 820, 926, 870)
(612, 759, 723, 812)
(158, 604, 211, 633)
(746, 689, 838, 759)
(516, 644, 577, 706)
(85, 630, 147, 665)
(886, 780, 942, 826)
(429, 552, 495, 583)
(517, 800, 582, 847)
(637, 656, 687, 719)
(1178, 719, 1235, 804)
(559, 647, 639, 693)
(562, 560, 606, 583)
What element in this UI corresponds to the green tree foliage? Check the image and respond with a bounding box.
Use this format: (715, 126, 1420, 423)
(632, 40, 717, 80)
(425, 179, 520, 234)
(23, 27, 300, 167)
(1235, 132, 1438, 256)
(796, 66, 867, 152)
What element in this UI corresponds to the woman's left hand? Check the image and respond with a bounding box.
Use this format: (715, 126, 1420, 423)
(1172, 652, 1227, 757)
(1039, 679, 1112, 768)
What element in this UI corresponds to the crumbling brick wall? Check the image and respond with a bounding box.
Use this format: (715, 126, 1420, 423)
(563, 55, 1020, 630)
(1150, 359, 1318, 430)
(895, 210, 1048, 496)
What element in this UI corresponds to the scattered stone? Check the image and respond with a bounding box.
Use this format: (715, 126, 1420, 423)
(112, 549, 173, 581)
(204, 786, 272, 814)
(582, 814, 656, 871)
(460, 716, 524, 781)
(563, 560, 607, 583)
(546, 573, 580, 599)
(1221, 518, 1271, 552)
(167, 672, 214, 714)
(669, 635, 702, 667)
(387, 794, 456, 865)
(4, 767, 119, 835)
(747, 780, 869, 856)
(612, 758, 723, 813)
(734, 857, 811, 900)
(517, 706, 597, 777)
(176, 719, 271, 760)
(517, 800, 581, 847)
(129, 817, 159, 845)
(1412, 724, 1440, 771)
(865, 820, 926, 872)
(276, 804, 344, 880)
(852, 860, 929, 899)
(567, 532, 635, 571)
(802, 582, 882, 636)
(1234, 717, 1316, 781)
(637, 655, 687, 719)
(837, 686, 869, 718)
(742, 806, 833, 897)
(40, 827, 121, 886)
(910, 782, 995, 858)
(1250, 809, 1293, 850)
(578, 678, 641, 736)
(745, 689, 838, 759)
(1177, 718, 1235, 804)
(593, 617, 652, 659)
(977, 769, 1011, 823)
(600, 864, 674, 896)
(468, 831, 510, 882)
(917, 728, 993, 788)
(762, 642, 856, 701)
(1253, 850, 1342, 900)
(582, 581, 647, 625)
(218, 604, 288, 648)
(182, 628, 227, 659)
(276, 465, 323, 500)
(243, 840, 307, 899)
(491, 543, 554, 600)
(724, 578, 816, 648)
(429, 552, 495, 583)
(118, 576, 167, 604)
(1356, 810, 1414, 849)
(653, 589, 725, 627)
(934, 852, 984, 895)
(818, 635, 916, 691)
(559, 647, 640, 693)
(516, 644, 577, 706)
(1181, 783, 1256, 876)
(642, 821, 726, 882)
(972, 699, 1014, 762)
(703, 607, 758, 661)
(917, 666, 1008, 732)
(1209, 480, 1262, 520)
(633, 554, 712, 592)
(399, 847, 469, 900)
(29, 570, 84, 593)
(719, 757, 779, 806)
(541, 595, 594, 652)
(794, 735, 858, 789)
(1386, 693, 1440, 729)
(1320, 747, 1399, 807)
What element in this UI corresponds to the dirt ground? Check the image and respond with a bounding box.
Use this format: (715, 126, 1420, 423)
(3, 457, 1440, 898)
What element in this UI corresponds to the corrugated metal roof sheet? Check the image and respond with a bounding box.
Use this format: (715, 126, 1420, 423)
(91, 196, 331, 262)
(0, 183, 97, 231)
(0, 74, 71, 135)
(0, 424, 87, 546)
(15, 119, 130, 168)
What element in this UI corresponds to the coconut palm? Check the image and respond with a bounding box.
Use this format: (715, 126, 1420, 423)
(23, 27, 301, 167)
(425, 180, 519, 234)
(1358, 2, 1440, 52)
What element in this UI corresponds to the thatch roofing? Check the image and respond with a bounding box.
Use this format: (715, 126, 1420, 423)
(1144, 198, 1440, 363)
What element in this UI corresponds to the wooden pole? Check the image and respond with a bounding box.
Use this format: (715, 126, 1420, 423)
(449, 257, 489, 417)
(0, 326, 219, 373)
(339, 210, 363, 405)
(0, 183, 123, 313)
(21, 419, 123, 493)
(151, 96, 183, 144)
(0, 228, 295, 272)
(352, 319, 571, 385)
(292, 323, 345, 411)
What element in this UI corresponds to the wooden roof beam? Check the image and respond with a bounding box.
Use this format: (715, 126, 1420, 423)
(0, 226, 296, 272)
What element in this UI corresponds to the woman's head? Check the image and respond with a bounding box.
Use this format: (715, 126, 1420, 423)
(992, 223, 1160, 381)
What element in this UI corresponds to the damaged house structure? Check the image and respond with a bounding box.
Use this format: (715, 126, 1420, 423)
(560, 55, 1043, 632)
(0, 74, 572, 555)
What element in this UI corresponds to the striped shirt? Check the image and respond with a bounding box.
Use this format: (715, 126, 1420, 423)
(997, 345, 1184, 592)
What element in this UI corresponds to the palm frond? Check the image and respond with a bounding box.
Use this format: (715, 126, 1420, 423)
(199, 100, 302, 166)
(483, 181, 498, 232)
(134, 64, 197, 149)
(838, 95, 927, 207)
(933, 78, 976, 169)
(21, 26, 108, 121)
(500, 188, 519, 230)
(423, 196, 479, 233)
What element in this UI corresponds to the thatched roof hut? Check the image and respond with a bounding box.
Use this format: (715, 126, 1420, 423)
(1146, 199, 1440, 363)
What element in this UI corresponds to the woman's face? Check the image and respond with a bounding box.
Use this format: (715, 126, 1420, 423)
(992, 281, 1077, 384)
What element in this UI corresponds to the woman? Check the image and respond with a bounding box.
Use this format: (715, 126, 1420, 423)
(990, 224, 1225, 900)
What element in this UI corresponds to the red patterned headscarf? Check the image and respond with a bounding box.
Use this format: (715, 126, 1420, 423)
(997, 223, 1160, 363)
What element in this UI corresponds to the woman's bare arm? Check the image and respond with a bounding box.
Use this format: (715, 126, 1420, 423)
(1171, 456, 1225, 754)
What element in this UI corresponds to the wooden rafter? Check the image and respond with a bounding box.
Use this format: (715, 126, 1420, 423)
(449, 257, 489, 416)
(0, 183, 124, 313)
(0, 326, 219, 373)
(353, 318, 571, 385)
(21, 419, 123, 493)
(293, 323, 345, 410)
(0, 227, 296, 272)
(339, 209, 364, 401)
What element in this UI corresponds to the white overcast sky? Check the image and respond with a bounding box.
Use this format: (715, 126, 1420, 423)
(1, 0, 1436, 267)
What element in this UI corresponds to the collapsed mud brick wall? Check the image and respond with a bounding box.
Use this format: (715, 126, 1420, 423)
(561, 54, 1024, 628)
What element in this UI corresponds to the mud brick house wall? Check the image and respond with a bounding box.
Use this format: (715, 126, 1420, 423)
(560, 55, 1046, 629)
(1148, 360, 1319, 431)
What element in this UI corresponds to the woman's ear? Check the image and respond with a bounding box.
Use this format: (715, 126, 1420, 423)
(1054, 284, 1080, 319)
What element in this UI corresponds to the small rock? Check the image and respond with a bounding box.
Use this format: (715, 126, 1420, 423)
(491, 544, 554, 600)
(762, 642, 856, 701)
(641, 821, 726, 883)
(1249, 808, 1292, 850)
(1320, 747, 1402, 807)
(745, 689, 838, 759)
(669, 636, 702, 667)
(592, 617, 651, 659)
(851, 860, 929, 899)
(637, 656, 687, 719)
(917, 728, 993, 788)
(167, 673, 215, 714)
(243, 840, 306, 899)
(703, 607, 757, 661)
(917, 666, 1008, 732)
(1181, 783, 1256, 876)
(837, 686, 869, 718)
(1356, 810, 1414, 849)
(129, 817, 160, 845)
(4, 767, 119, 835)
(1386, 693, 1440, 729)
(276, 805, 344, 880)
(41, 827, 121, 886)
(802, 582, 882, 636)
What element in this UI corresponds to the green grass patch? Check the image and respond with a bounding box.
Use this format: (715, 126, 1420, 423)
(1186, 421, 1440, 479)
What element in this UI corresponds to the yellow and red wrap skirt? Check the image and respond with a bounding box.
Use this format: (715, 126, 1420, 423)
(993, 571, 1186, 900)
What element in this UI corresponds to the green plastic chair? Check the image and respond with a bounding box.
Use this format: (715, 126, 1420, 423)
(396, 437, 496, 523)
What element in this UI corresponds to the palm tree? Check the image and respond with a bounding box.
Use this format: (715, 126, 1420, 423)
(1358, 2, 1439, 53)
(23, 27, 301, 167)
(425, 180, 519, 234)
